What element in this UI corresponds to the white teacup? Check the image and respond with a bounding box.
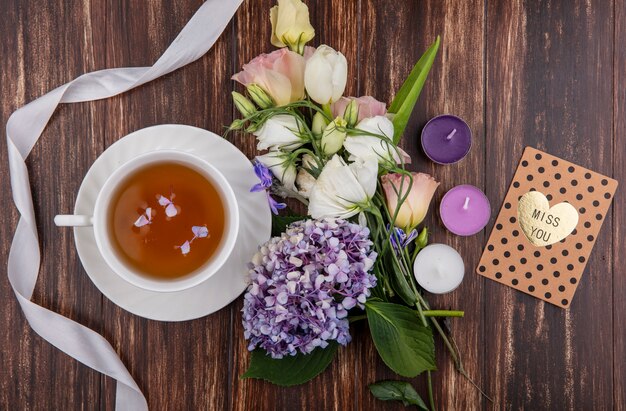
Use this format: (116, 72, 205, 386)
(55, 150, 239, 293)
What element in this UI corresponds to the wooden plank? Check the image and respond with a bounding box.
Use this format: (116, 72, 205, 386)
(98, 1, 235, 410)
(229, 1, 360, 410)
(485, 0, 614, 408)
(613, 0, 625, 408)
(0, 0, 106, 409)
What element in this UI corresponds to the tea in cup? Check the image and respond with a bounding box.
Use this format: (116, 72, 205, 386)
(55, 150, 239, 292)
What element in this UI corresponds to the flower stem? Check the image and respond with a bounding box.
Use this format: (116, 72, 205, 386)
(348, 315, 367, 323)
(422, 310, 464, 318)
(427, 371, 436, 411)
(413, 282, 436, 411)
(415, 293, 494, 403)
(415, 293, 460, 364)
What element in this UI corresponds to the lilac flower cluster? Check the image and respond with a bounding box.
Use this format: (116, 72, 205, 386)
(242, 218, 377, 358)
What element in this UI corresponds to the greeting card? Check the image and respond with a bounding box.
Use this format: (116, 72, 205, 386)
(477, 147, 618, 308)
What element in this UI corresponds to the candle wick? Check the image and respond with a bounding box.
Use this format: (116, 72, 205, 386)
(445, 128, 457, 141)
(463, 196, 470, 210)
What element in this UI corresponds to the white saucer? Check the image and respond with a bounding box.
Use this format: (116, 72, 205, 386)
(73, 125, 270, 321)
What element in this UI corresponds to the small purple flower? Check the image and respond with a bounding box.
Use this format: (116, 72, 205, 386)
(267, 192, 287, 215)
(157, 194, 178, 217)
(176, 225, 210, 255)
(388, 224, 418, 255)
(250, 159, 286, 215)
(242, 218, 377, 358)
(251, 159, 274, 192)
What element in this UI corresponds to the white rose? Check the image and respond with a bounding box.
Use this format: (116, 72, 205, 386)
(308, 155, 378, 219)
(343, 115, 411, 164)
(254, 114, 306, 151)
(256, 151, 297, 192)
(304, 45, 348, 105)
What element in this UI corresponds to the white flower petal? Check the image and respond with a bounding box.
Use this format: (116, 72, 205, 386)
(192, 225, 209, 238)
(349, 157, 378, 198)
(345, 116, 406, 164)
(256, 151, 297, 192)
(253, 114, 304, 151)
(296, 168, 316, 198)
(157, 195, 170, 206)
(133, 215, 150, 228)
(165, 202, 178, 217)
(179, 241, 191, 255)
(307, 155, 378, 219)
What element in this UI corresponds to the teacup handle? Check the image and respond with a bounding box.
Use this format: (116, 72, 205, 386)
(54, 215, 94, 227)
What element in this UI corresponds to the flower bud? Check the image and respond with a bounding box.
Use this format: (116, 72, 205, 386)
(321, 117, 347, 156)
(311, 112, 328, 137)
(304, 45, 348, 105)
(344, 99, 359, 127)
(246, 84, 274, 109)
(232, 91, 256, 118)
(228, 119, 245, 130)
(270, 0, 315, 54)
(416, 227, 428, 249)
(245, 123, 259, 133)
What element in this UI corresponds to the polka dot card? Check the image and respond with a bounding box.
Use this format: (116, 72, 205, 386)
(477, 147, 618, 308)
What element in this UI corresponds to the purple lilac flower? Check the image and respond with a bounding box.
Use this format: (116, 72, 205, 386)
(250, 159, 286, 215)
(388, 224, 418, 255)
(242, 218, 377, 358)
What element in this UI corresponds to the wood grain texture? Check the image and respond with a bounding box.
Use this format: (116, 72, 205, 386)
(0, 0, 622, 410)
(614, 0, 625, 409)
(485, 0, 615, 409)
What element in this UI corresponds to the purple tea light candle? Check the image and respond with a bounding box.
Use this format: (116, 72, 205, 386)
(440, 185, 491, 236)
(421, 114, 472, 164)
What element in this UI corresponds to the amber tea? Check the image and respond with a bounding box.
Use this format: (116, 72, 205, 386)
(108, 161, 225, 279)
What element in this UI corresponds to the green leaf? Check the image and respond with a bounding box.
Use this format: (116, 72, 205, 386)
(384, 252, 417, 305)
(241, 342, 338, 386)
(365, 301, 436, 377)
(369, 380, 429, 410)
(271, 214, 305, 236)
(389, 36, 440, 144)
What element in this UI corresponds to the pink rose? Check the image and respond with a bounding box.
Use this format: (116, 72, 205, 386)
(232, 48, 308, 106)
(331, 96, 387, 122)
(381, 172, 439, 230)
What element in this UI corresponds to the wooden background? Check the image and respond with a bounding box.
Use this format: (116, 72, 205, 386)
(1, 0, 624, 409)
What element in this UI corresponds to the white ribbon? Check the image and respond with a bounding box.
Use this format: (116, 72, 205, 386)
(6, 1, 243, 409)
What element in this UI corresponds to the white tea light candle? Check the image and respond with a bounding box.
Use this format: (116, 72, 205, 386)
(414, 243, 465, 294)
